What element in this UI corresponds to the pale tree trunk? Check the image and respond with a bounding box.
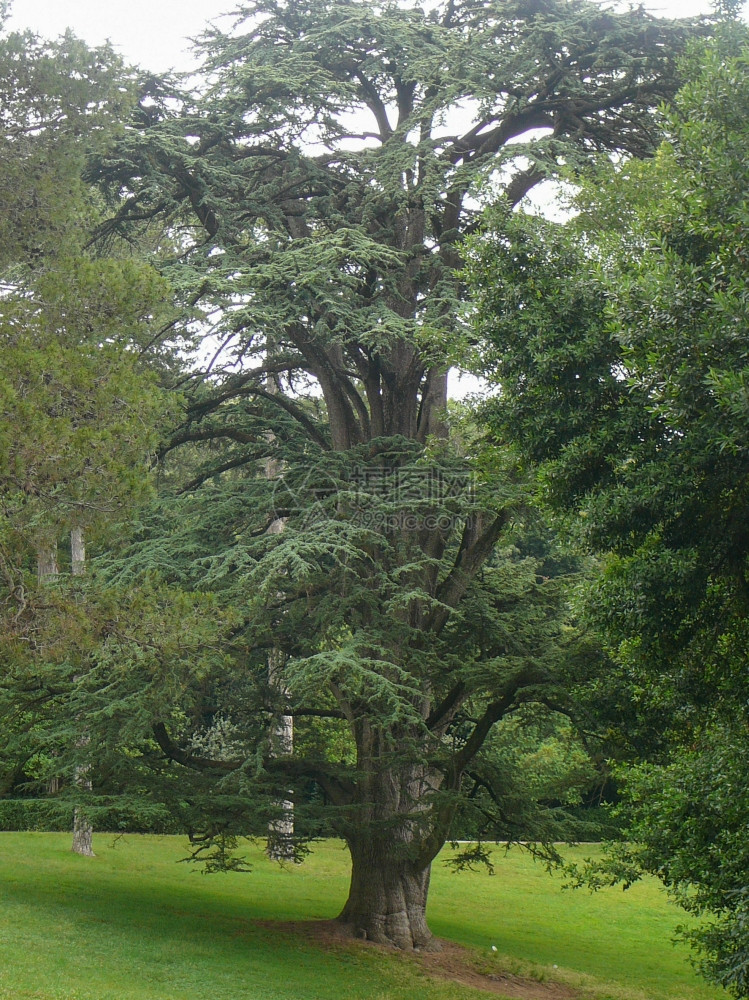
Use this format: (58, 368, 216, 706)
(37, 540, 61, 795)
(266, 642, 295, 860)
(36, 540, 58, 584)
(70, 525, 85, 577)
(265, 484, 295, 859)
(264, 359, 295, 859)
(70, 526, 95, 858)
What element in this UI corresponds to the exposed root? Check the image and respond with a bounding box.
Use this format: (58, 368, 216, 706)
(336, 916, 443, 951)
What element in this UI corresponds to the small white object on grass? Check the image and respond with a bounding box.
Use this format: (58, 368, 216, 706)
(491, 945, 498, 952)
(553, 964, 558, 969)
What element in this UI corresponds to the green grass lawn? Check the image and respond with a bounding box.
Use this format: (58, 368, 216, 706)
(0, 833, 726, 1000)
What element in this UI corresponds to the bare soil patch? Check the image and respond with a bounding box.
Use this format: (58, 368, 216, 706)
(417, 940, 581, 999)
(260, 919, 583, 999)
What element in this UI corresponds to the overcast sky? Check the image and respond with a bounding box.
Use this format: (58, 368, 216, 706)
(9, 0, 717, 73)
(5, 0, 723, 398)
(8, 0, 235, 71)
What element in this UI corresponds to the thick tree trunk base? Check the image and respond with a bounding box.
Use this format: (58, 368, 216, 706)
(338, 846, 439, 951)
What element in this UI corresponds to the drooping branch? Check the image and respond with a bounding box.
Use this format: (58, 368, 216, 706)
(167, 427, 263, 449)
(284, 707, 347, 720)
(152, 721, 354, 804)
(449, 663, 550, 777)
(152, 722, 241, 773)
(184, 383, 331, 452)
(178, 454, 273, 495)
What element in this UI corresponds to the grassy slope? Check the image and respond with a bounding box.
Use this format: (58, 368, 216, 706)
(0, 834, 725, 1000)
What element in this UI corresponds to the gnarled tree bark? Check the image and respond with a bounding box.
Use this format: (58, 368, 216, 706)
(339, 836, 435, 949)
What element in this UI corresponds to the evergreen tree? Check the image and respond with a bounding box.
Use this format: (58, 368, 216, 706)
(0, 19, 181, 849)
(69, 0, 702, 949)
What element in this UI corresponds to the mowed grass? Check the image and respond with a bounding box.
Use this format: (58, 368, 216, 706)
(0, 833, 726, 1000)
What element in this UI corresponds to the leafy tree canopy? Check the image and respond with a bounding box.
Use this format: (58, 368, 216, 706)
(468, 18, 749, 989)
(0, 19, 137, 272)
(0, 14, 181, 563)
(3, 0, 705, 952)
(92, 0, 699, 454)
(0, 19, 183, 822)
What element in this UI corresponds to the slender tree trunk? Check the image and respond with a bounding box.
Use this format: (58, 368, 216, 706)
(70, 525, 85, 577)
(265, 508, 295, 858)
(266, 643, 295, 861)
(264, 358, 295, 859)
(37, 540, 61, 795)
(70, 526, 95, 858)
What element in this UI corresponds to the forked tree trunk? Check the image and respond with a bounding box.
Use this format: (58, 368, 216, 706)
(338, 836, 436, 950)
(71, 526, 95, 858)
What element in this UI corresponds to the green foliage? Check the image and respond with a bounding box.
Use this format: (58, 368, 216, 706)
(0, 797, 182, 834)
(0, 259, 178, 535)
(0, 18, 180, 550)
(91, 0, 699, 396)
(451, 704, 598, 846)
(0, 0, 704, 947)
(468, 23, 749, 699)
(622, 722, 749, 995)
(0, 19, 189, 837)
(69, 440, 587, 850)
(0, 25, 136, 271)
(567, 718, 749, 995)
(469, 21, 749, 992)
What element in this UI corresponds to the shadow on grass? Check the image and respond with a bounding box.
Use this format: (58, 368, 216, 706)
(0, 835, 396, 1000)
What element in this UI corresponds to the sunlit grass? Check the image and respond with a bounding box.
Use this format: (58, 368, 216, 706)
(0, 834, 725, 1000)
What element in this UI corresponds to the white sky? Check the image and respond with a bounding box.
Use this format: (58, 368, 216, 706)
(8, 0, 235, 71)
(9, 0, 717, 73)
(5, 0, 722, 400)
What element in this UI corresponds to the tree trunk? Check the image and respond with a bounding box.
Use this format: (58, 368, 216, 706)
(266, 645, 295, 861)
(335, 751, 449, 951)
(264, 359, 295, 859)
(70, 526, 95, 858)
(36, 540, 58, 583)
(338, 836, 436, 950)
(72, 798, 95, 858)
(37, 539, 61, 795)
(70, 525, 85, 577)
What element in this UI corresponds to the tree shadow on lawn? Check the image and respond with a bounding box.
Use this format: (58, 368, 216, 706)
(0, 852, 381, 1000)
(0, 839, 584, 1000)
